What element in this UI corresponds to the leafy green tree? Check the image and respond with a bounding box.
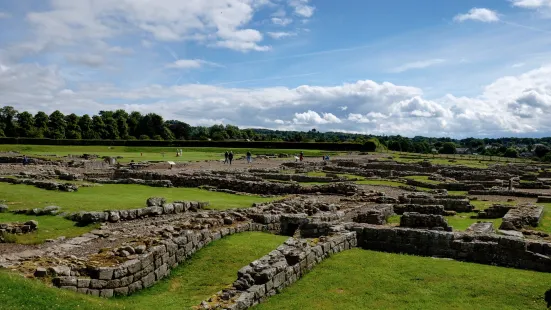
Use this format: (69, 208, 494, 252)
(65, 113, 81, 139)
(103, 116, 119, 139)
(0, 106, 18, 137)
(16, 111, 35, 137)
(503, 148, 519, 158)
(535, 144, 550, 158)
(167, 120, 192, 140)
(79, 115, 95, 139)
(92, 115, 108, 139)
(439, 142, 457, 154)
(34, 112, 49, 137)
(127, 111, 142, 137)
(47, 110, 66, 139)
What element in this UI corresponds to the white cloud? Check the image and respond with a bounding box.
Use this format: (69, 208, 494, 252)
(512, 62, 526, 68)
(19, 0, 277, 53)
(65, 53, 106, 67)
(271, 17, 293, 26)
(390, 58, 446, 73)
(454, 8, 500, 23)
(293, 110, 341, 124)
(0, 12, 10, 19)
(339, 106, 348, 111)
(511, 0, 551, 8)
(166, 59, 220, 69)
(289, 0, 315, 18)
(267, 31, 297, 39)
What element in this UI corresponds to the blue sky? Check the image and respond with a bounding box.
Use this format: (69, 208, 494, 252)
(1, 0, 551, 138)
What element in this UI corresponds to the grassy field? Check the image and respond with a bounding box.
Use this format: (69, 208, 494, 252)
(0, 183, 277, 212)
(255, 249, 550, 310)
(0, 183, 278, 243)
(0, 145, 336, 163)
(0, 232, 287, 310)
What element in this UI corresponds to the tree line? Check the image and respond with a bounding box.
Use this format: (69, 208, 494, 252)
(1, 106, 550, 159)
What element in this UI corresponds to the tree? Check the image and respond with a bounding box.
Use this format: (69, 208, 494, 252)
(79, 115, 95, 139)
(34, 112, 49, 137)
(127, 111, 142, 137)
(103, 116, 119, 139)
(65, 113, 81, 139)
(167, 120, 192, 140)
(92, 116, 108, 139)
(535, 144, 550, 158)
(0, 106, 18, 137)
(503, 148, 519, 158)
(113, 110, 129, 139)
(47, 110, 66, 139)
(16, 111, 35, 137)
(439, 142, 457, 154)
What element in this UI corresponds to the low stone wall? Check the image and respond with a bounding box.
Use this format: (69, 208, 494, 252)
(537, 196, 551, 203)
(351, 224, 551, 272)
(399, 212, 452, 231)
(440, 169, 513, 181)
(0, 177, 78, 192)
(476, 204, 513, 219)
(52, 223, 256, 296)
(499, 205, 544, 230)
(0, 221, 38, 241)
(392, 204, 444, 215)
(517, 181, 551, 189)
(352, 204, 394, 225)
(67, 199, 209, 224)
(200, 232, 357, 310)
(87, 178, 173, 188)
(398, 193, 473, 212)
(468, 189, 540, 198)
(466, 222, 494, 234)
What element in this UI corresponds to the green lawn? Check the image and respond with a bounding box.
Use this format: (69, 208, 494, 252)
(0, 232, 287, 310)
(0, 183, 278, 243)
(0, 183, 277, 212)
(255, 249, 551, 310)
(0, 145, 335, 163)
(404, 175, 442, 185)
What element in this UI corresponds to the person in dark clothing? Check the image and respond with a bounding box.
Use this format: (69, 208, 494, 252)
(299, 151, 304, 162)
(224, 151, 229, 164)
(246, 151, 252, 164)
(23, 155, 29, 166)
(228, 151, 234, 165)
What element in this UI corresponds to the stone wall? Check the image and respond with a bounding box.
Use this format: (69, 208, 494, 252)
(392, 204, 444, 215)
(537, 196, 551, 203)
(399, 212, 452, 231)
(87, 178, 173, 187)
(468, 189, 540, 198)
(352, 204, 394, 225)
(466, 222, 494, 234)
(398, 193, 473, 212)
(67, 199, 209, 224)
(0, 177, 78, 192)
(350, 224, 551, 272)
(52, 222, 260, 296)
(0, 221, 38, 242)
(200, 232, 357, 310)
(499, 205, 544, 230)
(476, 204, 513, 219)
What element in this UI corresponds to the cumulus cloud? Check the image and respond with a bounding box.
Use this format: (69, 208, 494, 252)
(289, 0, 315, 18)
(2, 57, 551, 137)
(20, 0, 279, 53)
(271, 17, 293, 26)
(267, 31, 297, 39)
(0, 12, 10, 19)
(293, 110, 341, 124)
(65, 53, 106, 67)
(166, 59, 220, 69)
(511, 0, 551, 8)
(454, 8, 500, 23)
(390, 59, 446, 73)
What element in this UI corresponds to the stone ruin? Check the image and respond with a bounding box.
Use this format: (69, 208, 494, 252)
(1, 153, 551, 309)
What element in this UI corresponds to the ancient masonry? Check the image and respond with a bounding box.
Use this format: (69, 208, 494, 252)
(1, 155, 551, 309)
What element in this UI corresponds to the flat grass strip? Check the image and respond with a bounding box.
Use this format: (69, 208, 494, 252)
(255, 249, 551, 310)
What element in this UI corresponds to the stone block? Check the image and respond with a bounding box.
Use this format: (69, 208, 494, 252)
(100, 289, 114, 298)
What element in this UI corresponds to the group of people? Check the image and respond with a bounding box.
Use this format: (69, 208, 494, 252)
(224, 151, 234, 165)
(223, 151, 254, 165)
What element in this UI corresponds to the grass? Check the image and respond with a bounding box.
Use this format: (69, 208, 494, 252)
(0, 232, 287, 310)
(0, 145, 336, 163)
(404, 175, 442, 185)
(0, 183, 278, 243)
(535, 203, 551, 234)
(255, 249, 551, 310)
(0, 213, 98, 244)
(0, 183, 277, 213)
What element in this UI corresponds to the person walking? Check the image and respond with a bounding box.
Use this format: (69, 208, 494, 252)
(246, 151, 252, 164)
(224, 151, 229, 164)
(299, 151, 304, 162)
(228, 151, 234, 165)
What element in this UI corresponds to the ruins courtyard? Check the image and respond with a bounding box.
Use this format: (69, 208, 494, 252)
(1, 148, 551, 309)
